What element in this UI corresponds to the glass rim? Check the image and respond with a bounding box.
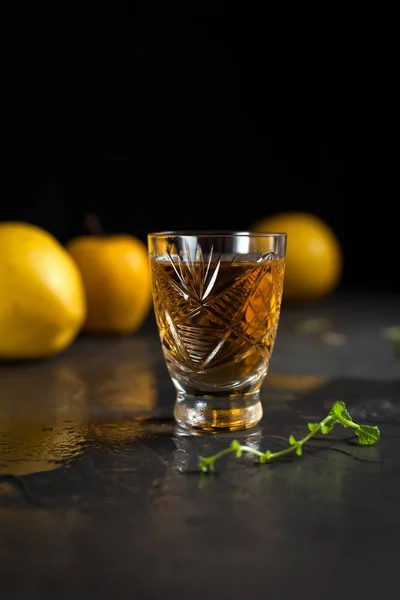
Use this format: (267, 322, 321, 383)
(148, 230, 287, 238)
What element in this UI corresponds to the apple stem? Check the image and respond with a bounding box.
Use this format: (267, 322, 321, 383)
(84, 213, 103, 235)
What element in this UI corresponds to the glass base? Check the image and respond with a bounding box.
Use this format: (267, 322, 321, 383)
(174, 391, 263, 432)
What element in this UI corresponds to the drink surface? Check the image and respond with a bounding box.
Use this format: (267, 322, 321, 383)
(150, 255, 285, 395)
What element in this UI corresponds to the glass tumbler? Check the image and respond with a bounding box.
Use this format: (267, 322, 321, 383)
(148, 231, 286, 431)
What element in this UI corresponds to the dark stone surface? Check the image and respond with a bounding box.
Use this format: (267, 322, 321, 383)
(0, 293, 399, 599)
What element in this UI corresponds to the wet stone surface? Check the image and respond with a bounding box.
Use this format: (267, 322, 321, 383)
(0, 294, 399, 600)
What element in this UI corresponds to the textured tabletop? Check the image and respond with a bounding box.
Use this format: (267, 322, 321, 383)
(0, 292, 399, 600)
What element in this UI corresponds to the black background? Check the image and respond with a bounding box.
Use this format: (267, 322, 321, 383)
(2, 4, 398, 293)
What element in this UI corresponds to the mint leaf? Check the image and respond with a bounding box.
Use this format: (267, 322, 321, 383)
(295, 445, 303, 456)
(199, 457, 212, 472)
(288, 435, 296, 445)
(308, 423, 319, 433)
(320, 421, 334, 434)
(231, 440, 243, 457)
(330, 401, 353, 422)
(355, 425, 380, 446)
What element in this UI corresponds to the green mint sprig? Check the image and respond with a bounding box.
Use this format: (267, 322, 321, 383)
(198, 401, 380, 472)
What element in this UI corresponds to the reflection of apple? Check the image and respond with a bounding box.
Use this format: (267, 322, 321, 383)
(265, 374, 329, 393)
(85, 358, 159, 443)
(94, 360, 157, 413)
(0, 361, 87, 475)
(66, 234, 152, 334)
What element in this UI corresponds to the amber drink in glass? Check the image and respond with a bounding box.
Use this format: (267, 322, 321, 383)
(148, 232, 286, 431)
